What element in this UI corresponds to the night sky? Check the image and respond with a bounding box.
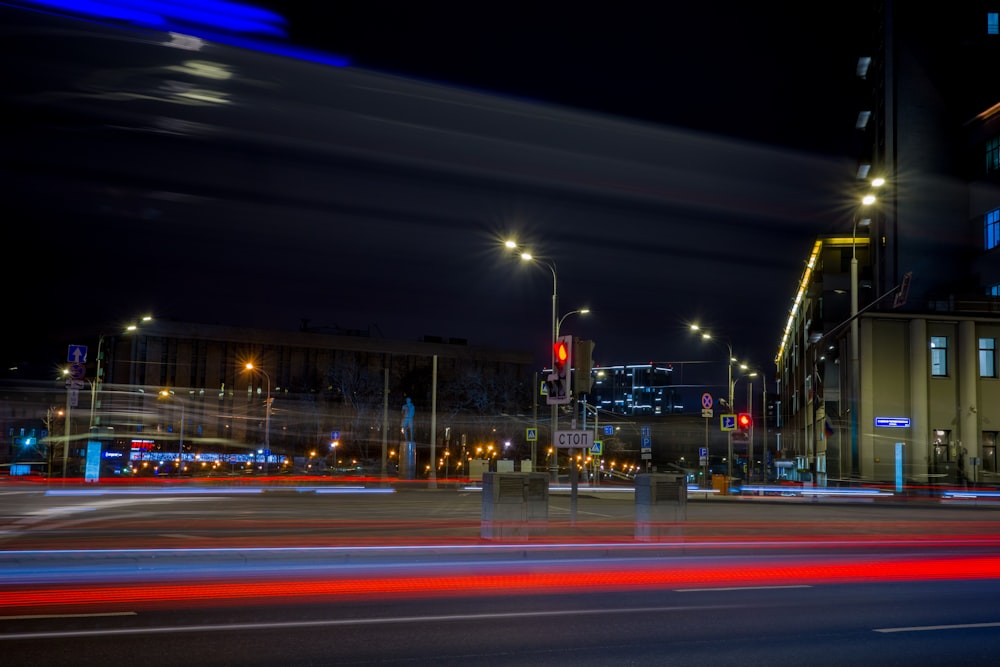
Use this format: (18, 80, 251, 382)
(3, 1, 870, 388)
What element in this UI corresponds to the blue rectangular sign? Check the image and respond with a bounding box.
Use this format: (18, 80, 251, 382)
(875, 417, 911, 428)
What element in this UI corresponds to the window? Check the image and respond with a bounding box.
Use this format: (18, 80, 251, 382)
(984, 432, 998, 473)
(990, 12, 999, 34)
(932, 429, 952, 474)
(987, 209, 1000, 251)
(982, 338, 998, 378)
(991, 284, 1000, 297)
(930, 336, 948, 376)
(988, 136, 1000, 174)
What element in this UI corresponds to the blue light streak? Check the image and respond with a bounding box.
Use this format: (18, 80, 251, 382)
(10, 0, 352, 68)
(16, 0, 286, 35)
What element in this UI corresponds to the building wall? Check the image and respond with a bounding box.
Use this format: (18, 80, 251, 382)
(860, 315, 1000, 484)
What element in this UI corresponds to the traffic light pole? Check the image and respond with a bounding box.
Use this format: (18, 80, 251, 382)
(550, 279, 558, 483)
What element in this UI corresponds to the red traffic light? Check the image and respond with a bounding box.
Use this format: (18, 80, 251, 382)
(737, 413, 752, 429)
(553, 340, 569, 367)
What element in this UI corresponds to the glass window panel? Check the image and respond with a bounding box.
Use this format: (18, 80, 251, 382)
(930, 336, 948, 376)
(981, 338, 997, 378)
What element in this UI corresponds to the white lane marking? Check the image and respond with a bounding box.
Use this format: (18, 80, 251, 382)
(676, 585, 812, 592)
(0, 612, 137, 621)
(874, 621, 1000, 633)
(0, 604, 737, 640)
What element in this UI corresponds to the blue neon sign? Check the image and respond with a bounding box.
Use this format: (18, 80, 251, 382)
(875, 417, 911, 428)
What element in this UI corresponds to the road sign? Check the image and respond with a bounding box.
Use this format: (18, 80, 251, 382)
(68, 344, 88, 363)
(603, 425, 614, 436)
(699, 447, 708, 457)
(721, 414, 736, 431)
(331, 430, 340, 440)
(554, 429, 593, 449)
(641, 425, 651, 437)
(701, 393, 713, 409)
(701, 408, 713, 418)
(875, 417, 911, 428)
(590, 441, 602, 456)
(641, 436, 651, 453)
(68, 363, 86, 380)
(526, 427, 538, 441)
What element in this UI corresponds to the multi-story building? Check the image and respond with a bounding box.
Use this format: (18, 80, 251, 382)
(5, 319, 535, 479)
(775, 3, 1000, 487)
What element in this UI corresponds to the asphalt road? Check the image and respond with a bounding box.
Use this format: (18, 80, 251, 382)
(2, 483, 1000, 666)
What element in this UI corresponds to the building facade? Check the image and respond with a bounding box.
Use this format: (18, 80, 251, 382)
(3, 319, 536, 479)
(775, 3, 1000, 487)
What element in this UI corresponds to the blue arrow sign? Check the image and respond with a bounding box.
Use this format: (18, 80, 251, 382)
(68, 344, 88, 363)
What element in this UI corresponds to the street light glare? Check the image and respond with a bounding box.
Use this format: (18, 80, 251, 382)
(504, 240, 516, 249)
(520, 251, 533, 261)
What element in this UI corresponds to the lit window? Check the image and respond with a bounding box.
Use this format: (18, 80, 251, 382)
(931, 336, 949, 376)
(856, 110, 871, 129)
(981, 338, 998, 378)
(990, 13, 999, 34)
(984, 432, 998, 473)
(987, 209, 1000, 250)
(991, 284, 1000, 297)
(987, 136, 1000, 174)
(856, 56, 871, 78)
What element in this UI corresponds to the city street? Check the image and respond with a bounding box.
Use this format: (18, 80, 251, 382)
(3, 483, 1000, 665)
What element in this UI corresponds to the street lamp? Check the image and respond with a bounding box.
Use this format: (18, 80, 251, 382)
(691, 324, 748, 484)
(746, 370, 770, 482)
(91, 314, 154, 430)
(850, 188, 877, 475)
(244, 363, 272, 473)
(557, 308, 590, 337)
(158, 390, 185, 477)
(504, 239, 560, 480)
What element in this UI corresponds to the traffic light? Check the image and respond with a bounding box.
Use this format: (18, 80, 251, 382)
(737, 413, 752, 430)
(546, 335, 572, 404)
(573, 338, 595, 395)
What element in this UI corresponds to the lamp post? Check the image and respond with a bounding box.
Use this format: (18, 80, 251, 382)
(851, 189, 876, 476)
(245, 363, 272, 474)
(158, 390, 185, 477)
(747, 370, 769, 482)
(505, 240, 560, 480)
(91, 315, 153, 434)
(691, 325, 749, 484)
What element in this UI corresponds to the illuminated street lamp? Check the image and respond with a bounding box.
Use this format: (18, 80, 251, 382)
(557, 307, 590, 337)
(158, 390, 185, 477)
(850, 185, 878, 475)
(91, 314, 153, 431)
(505, 239, 560, 480)
(244, 363, 272, 473)
(691, 324, 749, 483)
